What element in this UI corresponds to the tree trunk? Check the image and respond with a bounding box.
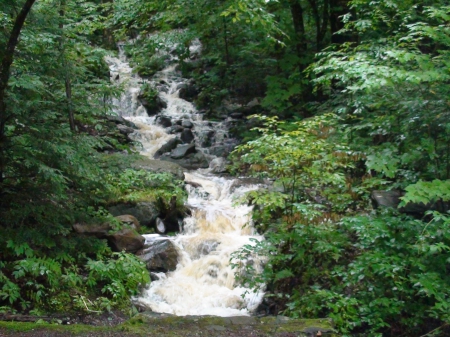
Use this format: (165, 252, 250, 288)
(59, 0, 76, 132)
(0, 0, 37, 185)
(289, 0, 306, 68)
(329, 0, 348, 44)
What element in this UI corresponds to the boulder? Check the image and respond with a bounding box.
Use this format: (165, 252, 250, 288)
(208, 144, 234, 157)
(169, 125, 184, 134)
(109, 202, 160, 227)
(371, 190, 450, 214)
(199, 130, 215, 148)
(154, 138, 182, 158)
(181, 120, 194, 128)
(108, 227, 145, 253)
(131, 157, 185, 180)
(156, 116, 172, 128)
(117, 124, 135, 135)
(180, 129, 195, 144)
(209, 157, 228, 174)
(161, 152, 210, 170)
(178, 82, 199, 102)
(73, 215, 144, 253)
(371, 190, 403, 209)
(137, 238, 180, 272)
(171, 144, 196, 159)
(138, 94, 167, 116)
(106, 115, 137, 129)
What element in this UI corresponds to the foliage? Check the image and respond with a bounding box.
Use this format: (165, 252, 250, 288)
(104, 168, 187, 208)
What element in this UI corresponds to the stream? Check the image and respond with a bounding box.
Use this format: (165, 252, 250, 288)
(105, 43, 265, 317)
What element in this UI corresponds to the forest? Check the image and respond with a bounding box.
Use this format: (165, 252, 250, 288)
(1, 0, 450, 336)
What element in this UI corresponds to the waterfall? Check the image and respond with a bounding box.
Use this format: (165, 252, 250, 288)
(105, 42, 264, 316)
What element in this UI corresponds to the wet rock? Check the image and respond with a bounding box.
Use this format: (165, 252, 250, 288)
(162, 151, 209, 170)
(196, 240, 219, 258)
(138, 94, 167, 116)
(169, 125, 184, 133)
(154, 138, 181, 158)
(371, 190, 402, 209)
(156, 115, 172, 128)
(180, 129, 195, 143)
(230, 112, 243, 119)
(108, 202, 160, 227)
(209, 157, 228, 174)
(181, 120, 194, 128)
(117, 124, 135, 135)
(199, 130, 215, 147)
(208, 144, 234, 157)
(131, 157, 185, 179)
(106, 115, 137, 129)
(170, 143, 196, 159)
(73, 215, 144, 253)
(179, 82, 199, 102)
(137, 238, 180, 272)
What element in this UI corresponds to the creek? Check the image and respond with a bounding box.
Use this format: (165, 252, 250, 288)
(105, 42, 265, 316)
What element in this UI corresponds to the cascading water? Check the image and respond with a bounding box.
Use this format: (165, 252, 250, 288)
(105, 42, 264, 316)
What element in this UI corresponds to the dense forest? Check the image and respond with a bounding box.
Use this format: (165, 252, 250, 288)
(1, 0, 450, 336)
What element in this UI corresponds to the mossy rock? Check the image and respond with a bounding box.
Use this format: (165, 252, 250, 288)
(0, 314, 338, 336)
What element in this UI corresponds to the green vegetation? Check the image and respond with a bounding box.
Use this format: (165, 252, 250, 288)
(1, 0, 450, 335)
(0, 0, 185, 316)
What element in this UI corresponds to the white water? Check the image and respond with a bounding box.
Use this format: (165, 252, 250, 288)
(106, 43, 264, 316)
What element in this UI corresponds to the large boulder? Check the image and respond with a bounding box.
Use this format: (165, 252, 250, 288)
(137, 238, 180, 272)
(180, 129, 195, 144)
(178, 81, 199, 102)
(171, 144, 196, 159)
(138, 94, 167, 116)
(371, 190, 403, 209)
(209, 157, 228, 174)
(73, 215, 145, 253)
(108, 227, 145, 253)
(131, 157, 185, 180)
(154, 138, 182, 159)
(108, 202, 160, 227)
(371, 190, 450, 214)
(161, 151, 209, 170)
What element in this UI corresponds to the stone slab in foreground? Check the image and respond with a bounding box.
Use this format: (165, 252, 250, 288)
(0, 313, 337, 337)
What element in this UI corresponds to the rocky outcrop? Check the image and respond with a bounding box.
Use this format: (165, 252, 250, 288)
(108, 202, 160, 227)
(137, 238, 180, 272)
(73, 215, 144, 253)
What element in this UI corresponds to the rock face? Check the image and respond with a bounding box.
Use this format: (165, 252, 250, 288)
(108, 202, 160, 227)
(137, 238, 180, 272)
(73, 215, 144, 253)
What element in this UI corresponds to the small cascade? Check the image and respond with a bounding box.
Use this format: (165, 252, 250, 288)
(106, 40, 264, 316)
